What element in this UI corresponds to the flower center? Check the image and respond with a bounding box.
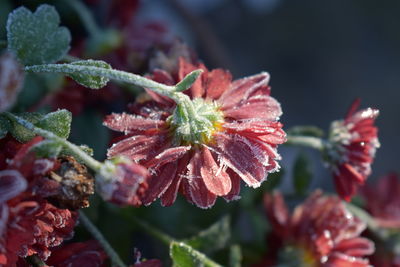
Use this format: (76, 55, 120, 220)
(167, 98, 224, 145)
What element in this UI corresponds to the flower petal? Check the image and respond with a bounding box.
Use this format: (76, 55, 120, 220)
(104, 113, 165, 134)
(107, 133, 169, 162)
(178, 58, 207, 98)
(200, 146, 231, 196)
(223, 95, 282, 121)
(213, 133, 266, 187)
(186, 152, 217, 208)
(145, 146, 190, 169)
(142, 162, 178, 205)
(205, 69, 232, 100)
(223, 169, 241, 202)
(218, 72, 270, 109)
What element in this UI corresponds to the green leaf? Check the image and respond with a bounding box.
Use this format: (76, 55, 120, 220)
(31, 139, 62, 158)
(175, 69, 203, 92)
(9, 112, 43, 142)
(0, 115, 11, 139)
(229, 245, 242, 267)
(36, 109, 72, 138)
(6, 4, 71, 65)
(67, 60, 111, 89)
(185, 216, 231, 254)
(293, 153, 312, 195)
(170, 242, 222, 267)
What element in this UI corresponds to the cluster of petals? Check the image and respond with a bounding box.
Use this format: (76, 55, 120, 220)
(361, 173, 400, 228)
(104, 58, 286, 208)
(261, 190, 374, 266)
(0, 136, 77, 266)
(327, 99, 379, 201)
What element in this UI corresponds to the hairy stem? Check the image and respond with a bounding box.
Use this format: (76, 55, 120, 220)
(79, 211, 127, 267)
(286, 135, 325, 151)
(25, 63, 179, 100)
(4, 112, 102, 171)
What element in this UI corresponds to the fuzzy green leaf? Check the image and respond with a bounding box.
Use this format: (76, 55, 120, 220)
(170, 242, 222, 267)
(293, 153, 312, 195)
(31, 139, 62, 158)
(67, 60, 111, 89)
(185, 216, 231, 254)
(36, 109, 72, 138)
(9, 112, 43, 142)
(6, 4, 71, 65)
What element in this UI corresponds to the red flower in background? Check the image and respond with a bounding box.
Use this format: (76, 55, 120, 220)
(326, 99, 379, 201)
(259, 190, 374, 266)
(0, 137, 78, 266)
(361, 173, 400, 228)
(104, 58, 285, 208)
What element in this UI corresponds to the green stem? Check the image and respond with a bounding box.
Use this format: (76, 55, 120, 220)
(285, 135, 325, 151)
(25, 63, 180, 101)
(26, 255, 47, 267)
(121, 212, 174, 246)
(66, 0, 101, 37)
(79, 211, 127, 267)
(4, 112, 102, 171)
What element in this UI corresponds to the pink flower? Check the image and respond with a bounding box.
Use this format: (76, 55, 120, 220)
(326, 99, 379, 201)
(260, 190, 374, 266)
(104, 58, 285, 208)
(361, 173, 400, 228)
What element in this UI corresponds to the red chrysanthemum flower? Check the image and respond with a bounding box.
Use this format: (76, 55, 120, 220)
(104, 58, 285, 208)
(0, 137, 78, 266)
(325, 99, 379, 201)
(259, 190, 374, 267)
(361, 173, 400, 228)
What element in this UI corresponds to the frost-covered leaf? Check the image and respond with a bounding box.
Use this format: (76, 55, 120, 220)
(184, 216, 231, 254)
(6, 4, 71, 65)
(175, 69, 203, 92)
(36, 109, 72, 138)
(293, 153, 312, 195)
(31, 139, 63, 158)
(67, 60, 111, 89)
(0, 115, 11, 139)
(229, 245, 242, 267)
(170, 242, 222, 267)
(9, 112, 43, 142)
(0, 52, 24, 112)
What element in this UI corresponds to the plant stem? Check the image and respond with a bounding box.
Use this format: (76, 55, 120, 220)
(25, 63, 179, 101)
(26, 255, 47, 267)
(79, 211, 127, 267)
(66, 0, 101, 37)
(123, 213, 174, 246)
(4, 112, 102, 171)
(285, 135, 325, 151)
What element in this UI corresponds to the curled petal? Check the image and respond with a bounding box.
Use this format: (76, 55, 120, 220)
(186, 152, 217, 208)
(333, 237, 375, 257)
(145, 146, 190, 169)
(104, 113, 165, 134)
(200, 146, 231, 196)
(219, 72, 270, 110)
